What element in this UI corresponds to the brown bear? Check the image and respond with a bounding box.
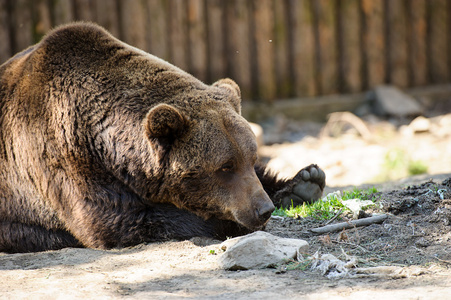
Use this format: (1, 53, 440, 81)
(0, 22, 325, 253)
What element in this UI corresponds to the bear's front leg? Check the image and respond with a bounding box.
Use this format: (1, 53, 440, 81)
(256, 163, 326, 208)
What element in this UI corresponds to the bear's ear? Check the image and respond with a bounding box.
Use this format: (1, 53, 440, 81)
(213, 78, 241, 114)
(145, 104, 188, 141)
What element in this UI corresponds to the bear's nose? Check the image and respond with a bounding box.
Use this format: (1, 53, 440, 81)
(257, 202, 275, 223)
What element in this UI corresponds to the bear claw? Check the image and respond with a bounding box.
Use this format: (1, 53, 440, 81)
(277, 164, 326, 208)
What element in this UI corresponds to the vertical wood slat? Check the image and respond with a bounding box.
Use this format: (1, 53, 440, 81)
(273, 0, 291, 98)
(448, 1, 451, 83)
(12, 0, 33, 53)
(290, 0, 316, 97)
(146, 0, 169, 61)
(53, 0, 74, 26)
(120, 0, 147, 51)
(407, 0, 427, 86)
(386, 0, 409, 88)
(93, 0, 120, 38)
(361, 0, 385, 89)
(168, 0, 188, 71)
(313, 0, 338, 95)
(73, 0, 95, 21)
(427, 0, 449, 84)
(338, 0, 361, 93)
(205, 0, 225, 83)
(32, 0, 52, 43)
(224, 0, 252, 100)
(0, 0, 11, 62)
(253, 0, 276, 101)
(187, 0, 207, 82)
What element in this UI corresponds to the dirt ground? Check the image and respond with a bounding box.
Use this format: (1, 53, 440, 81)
(1, 113, 451, 299)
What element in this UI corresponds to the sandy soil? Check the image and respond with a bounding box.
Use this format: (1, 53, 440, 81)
(2, 174, 451, 299)
(1, 114, 451, 299)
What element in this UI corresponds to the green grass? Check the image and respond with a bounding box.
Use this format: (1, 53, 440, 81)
(408, 160, 428, 175)
(342, 186, 378, 200)
(272, 187, 379, 221)
(373, 148, 428, 182)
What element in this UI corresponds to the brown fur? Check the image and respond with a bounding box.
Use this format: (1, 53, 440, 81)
(0, 22, 325, 253)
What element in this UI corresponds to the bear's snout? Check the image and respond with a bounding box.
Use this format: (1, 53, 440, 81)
(256, 201, 275, 223)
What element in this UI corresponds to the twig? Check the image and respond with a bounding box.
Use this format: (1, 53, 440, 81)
(320, 111, 372, 140)
(325, 208, 343, 225)
(433, 256, 451, 265)
(332, 240, 369, 253)
(309, 214, 388, 235)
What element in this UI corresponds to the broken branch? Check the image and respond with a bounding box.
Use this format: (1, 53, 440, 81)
(310, 214, 388, 235)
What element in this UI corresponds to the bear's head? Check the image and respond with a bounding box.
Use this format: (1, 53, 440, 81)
(144, 79, 275, 231)
(4, 22, 275, 233)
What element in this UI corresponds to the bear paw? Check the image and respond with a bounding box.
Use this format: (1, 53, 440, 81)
(275, 164, 326, 208)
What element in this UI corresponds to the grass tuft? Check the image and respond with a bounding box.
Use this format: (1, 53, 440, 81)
(272, 187, 379, 221)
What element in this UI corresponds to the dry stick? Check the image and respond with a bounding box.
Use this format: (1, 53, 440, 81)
(332, 240, 369, 253)
(310, 214, 388, 235)
(324, 208, 343, 225)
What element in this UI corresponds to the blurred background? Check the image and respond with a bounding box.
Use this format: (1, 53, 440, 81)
(1, 0, 450, 187)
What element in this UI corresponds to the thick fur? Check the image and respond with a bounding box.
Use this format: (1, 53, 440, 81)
(0, 22, 325, 253)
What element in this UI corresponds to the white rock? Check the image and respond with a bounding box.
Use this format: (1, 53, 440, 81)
(217, 231, 309, 270)
(342, 199, 376, 213)
(408, 116, 430, 133)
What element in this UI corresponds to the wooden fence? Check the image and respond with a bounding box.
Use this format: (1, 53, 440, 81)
(0, 0, 450, 102)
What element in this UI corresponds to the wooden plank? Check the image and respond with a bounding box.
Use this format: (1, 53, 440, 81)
(289, 0, 316, 97)
(53, 0, 75, 26)
(427, 0, 449, 83)
(386, 0, 409, 87)
(11, 0, 33, 52)
(253, 0, 276, 102)
(273, 0, 291, 98)
(32, 0, 52, 42)
(242, 93, 366, 123)
(146, 0, 169, 60)
(168, 0, 188, 71)
(338, 0, 362, 93)
(73, 0, 95, 21)
(243, 84, 451, 122)
(187, 0, 207, 82)
(449, 1, 451, 83)
(205, 0, 225, 83)
(313, 0, 338, 95)
(93, 0, 120, 38)
(361, 0, 385, 89)
(224, 0, 253, 100)
(0, 0, 12, 63)
(120, 0, 147, 50)
(407, 0, 427, 86)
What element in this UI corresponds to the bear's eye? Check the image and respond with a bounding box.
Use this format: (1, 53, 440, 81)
(219, 162, 234, 173)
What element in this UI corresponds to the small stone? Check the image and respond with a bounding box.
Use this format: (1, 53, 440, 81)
(408, 116, 430, 133)
(415, 238, 431, 248)
(275, 265, 287, 274)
